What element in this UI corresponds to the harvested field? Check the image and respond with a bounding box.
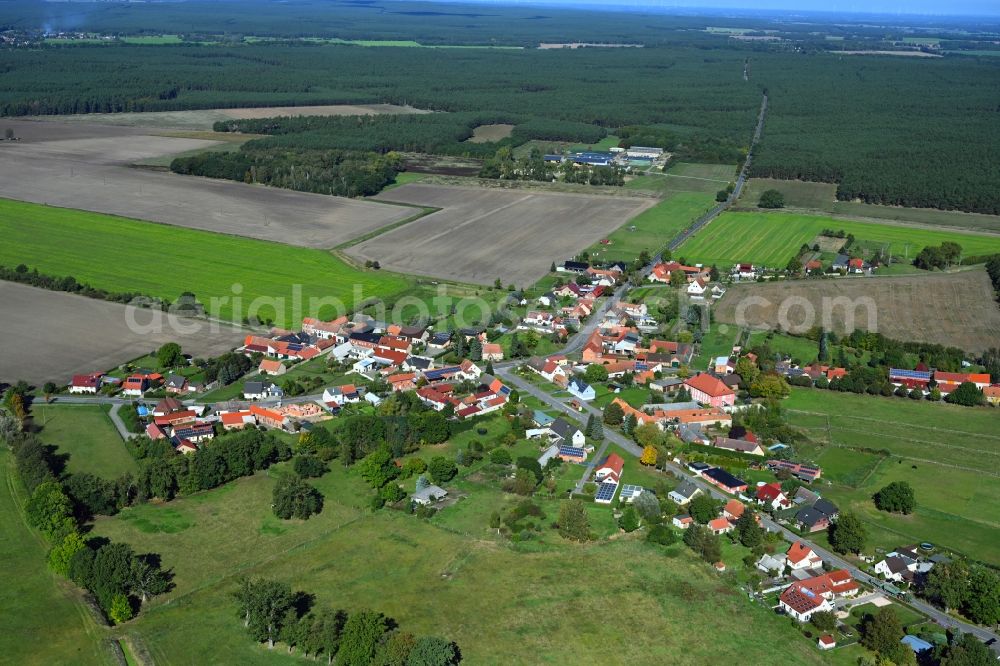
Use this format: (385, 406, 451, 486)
(0, 282, 244, 384)
(466, 123, 515, 143)
(25, 104, 429, 131)
(0, 119, 412, 248)
(713, 269, 1000, 353)
(351, 183, 654, 285)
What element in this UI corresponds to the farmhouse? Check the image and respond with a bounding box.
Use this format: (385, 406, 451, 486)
(567, 377, 596, 401)
(412, 484, 448, 506)
(889, 368, 932, 390)
(121, 374, 152, 397)
(684, 373, 736, 408)
(220, 410, 256, 430)
(795, 499, 839, 533)
(714, 436, 765, 456)
(550, 418, 586, 447)
(258, 359, 287, 376)
(164, 373, 188, 394)
(723, 499, 745, 521)
(243, 381, 284, 401)
(68, 372, 104, 394)
(934, 371, 991, 390)
(708, 517, 733, 535)
(779, 570, 858, 622)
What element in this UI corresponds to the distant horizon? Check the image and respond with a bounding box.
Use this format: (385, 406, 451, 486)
(406, 0, 1000, 20)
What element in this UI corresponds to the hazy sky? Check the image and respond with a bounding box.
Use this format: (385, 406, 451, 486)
(454, 0, 1000, 17)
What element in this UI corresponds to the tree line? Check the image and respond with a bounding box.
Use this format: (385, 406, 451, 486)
(0, 262, 163, 309)
(233, 577, 460, 664)
(3, 390, 169, 625)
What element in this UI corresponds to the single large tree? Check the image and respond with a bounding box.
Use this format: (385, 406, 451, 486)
(872, 481, 915, 514)
(407, 636, 459, 666)
(156, 342, 184, 368)
(860, 607, 903, 656)
(688, 494, 718, 524)
(557, 500, 591, 541)
(603, 401, 625, 425)
(828, 511, 866, 554)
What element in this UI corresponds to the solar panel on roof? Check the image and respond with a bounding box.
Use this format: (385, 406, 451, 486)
(595, 482, 618, 502)
(890, 368, 931, 379)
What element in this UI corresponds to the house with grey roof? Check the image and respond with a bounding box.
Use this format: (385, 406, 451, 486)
(668, 479, 702, 505)
(412, 484, 448, 505)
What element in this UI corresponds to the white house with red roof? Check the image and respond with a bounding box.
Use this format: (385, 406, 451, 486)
(786, 541, 823, 570)
(684, 373, 736, 408)
(708, 516, 734, 535)
(594, 453, 624, 485)
(756, 482, 792, 510)
(69, 372, 104, 394)
(686, 278, 708, 300)
(780, 570, 858, 622)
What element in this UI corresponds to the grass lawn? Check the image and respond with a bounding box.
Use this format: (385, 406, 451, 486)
(737, 178, 1000, 234)
(586, 192, 716, 264)
(33, 404, 138, 479)
(592, 385, 650, 408)
(0, 199, 410, 327)
(784, 388, 1000, 564)
(747, 330, 821, 365)
(0, 453, 113, 665)
(625, 162, 735, 196)
(93, 455, 834, 664)
(691, 324, 739, 371)
(676, 210, 1000, 267)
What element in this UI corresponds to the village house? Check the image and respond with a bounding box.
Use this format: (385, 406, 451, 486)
(672, 514, 694, 529)
(243, 381, 284, 401)
(755, 482, 792, 510)
(481, 343, 504, 361)
(164, 373, 188, 394)
(412, 484, 448, 506)
(779, 570, 858, 622)
(668, 479, 702, 505)
(594, 453, 624, 484)
(708, 516, 733, 535)
(121, 374, 153, 397)
(795, 498, 839, 533)
(723, 499, 745, 522)
(68, 372, 104, 394)
(786, 541, 823, 570)
(220, 410, 256, 431)
(713, 436, 765, 456)
(731, 263, 759, 281)
(684, 373, 736, 408)
(567, 376, 596, 401)
(757, 552, 787, 575)
(249, 404, 287, 430)
(323, 384, 360, 406)
(549, 417, 586, 447)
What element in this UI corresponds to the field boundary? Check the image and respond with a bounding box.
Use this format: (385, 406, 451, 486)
(730, 206, 1000, 239)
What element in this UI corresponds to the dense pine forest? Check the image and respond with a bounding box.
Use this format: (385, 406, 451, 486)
(2, 1, 999, 212)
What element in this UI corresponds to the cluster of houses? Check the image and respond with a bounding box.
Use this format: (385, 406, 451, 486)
(776, 360, 999, 403)
(69, 369, 206, 397)
(648, 260, 728, 301)
(143, 397, 216, 454)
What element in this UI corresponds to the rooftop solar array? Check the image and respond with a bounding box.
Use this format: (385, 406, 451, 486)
(595, 482, 619, 503)
(889, 368, 931, 380)
(619, 484, 645, 500)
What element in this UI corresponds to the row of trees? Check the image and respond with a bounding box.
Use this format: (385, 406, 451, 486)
(0, 263, 160, 309)
(233, 578, 460, 664)
(922, 560, 1000, 627)
(5, 401, 169, 624)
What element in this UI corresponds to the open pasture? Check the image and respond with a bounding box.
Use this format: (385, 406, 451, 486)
(714, 270, 1000, 352)
(0, 119, 413, 248)
(34, 405, 138, 479)
(0, 281, 245, 384)
(26, 104, 428, 131)
(676, 210, 1000, 268)
(93, 460, 830, 665)
(785, 389, 1000, 563)
(0, 200, 411, 332)
(351, 183, 654, 285)
(738, 178, 1000, 233)
(465, 123, 515, 143)
(587, 191, 716, 264)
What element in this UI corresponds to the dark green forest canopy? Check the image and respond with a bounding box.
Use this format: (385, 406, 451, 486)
(2, 6, 999, 212)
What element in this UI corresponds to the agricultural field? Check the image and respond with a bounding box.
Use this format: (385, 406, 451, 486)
(0, 453, 113, 665)
(585, 191, 716, 264)
(30, 104, 429, 131)
(625, 162, 735, 197)
(738, 178, 1000, 233)
(92, 455, 833, 664)
(0, 281, 244, 384)
(353, 183, 654, 285)
(33, 405, 138, 479)
(0, 200, 411, 329)
(0, 120, 414, 248)
(465, 124, 515, 143)
(714, 269, 1000, 352)
(785, 389, 1000, 564)
(676, 210, 1000, 268)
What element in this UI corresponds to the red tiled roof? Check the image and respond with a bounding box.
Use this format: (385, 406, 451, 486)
(757, 482, 784, 502)
(685, 373, 734, 398)
(724, 499, 745, 519)
(708, 517, 731, 531)
(71, 373, 102, 388)
(786, 541, 814, 565)
(599, 453, 624, 479)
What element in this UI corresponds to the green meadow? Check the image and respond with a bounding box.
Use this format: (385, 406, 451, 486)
(587, 191, 716, 264)
(33, 404, 138, 478)
(785, 388, 1000, 564)
(93, 455, 834, 665)
(0, 199, 410, 326)
(676, 210, 1000, 267)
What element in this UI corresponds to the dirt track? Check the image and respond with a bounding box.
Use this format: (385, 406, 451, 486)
(349, 183, 654, 285)
(713, 270, 1000, 353)
(0, 282, 244, 384)
(0, 119, 411, 248)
